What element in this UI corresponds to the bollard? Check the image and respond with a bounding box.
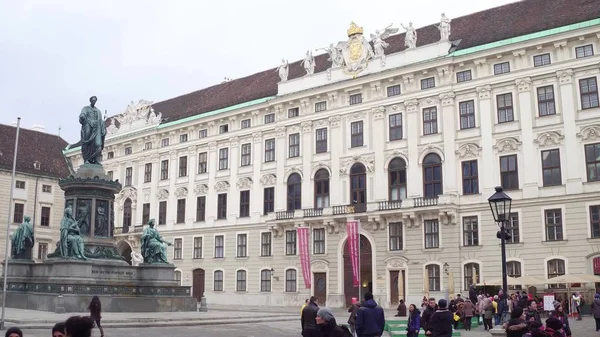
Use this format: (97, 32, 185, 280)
(198, 296, 208, 312)
(55, 295, 66, 314)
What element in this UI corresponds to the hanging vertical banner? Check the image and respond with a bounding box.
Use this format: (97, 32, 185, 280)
(297, 227, 312, 288)
(346, 220, 360, 287)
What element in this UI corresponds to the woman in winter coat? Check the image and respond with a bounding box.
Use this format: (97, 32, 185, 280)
(592, 293, 600, 331)
(505, 307, 529, 337)
(88, 296, 104, 337)
(406, 304, 421, 337)
(317, 308, 351, 337)
(462, 299, 475, 331)
(396, 299, 407, 317)
(550, 303, 571, 337)
(483, 298, 495, 331)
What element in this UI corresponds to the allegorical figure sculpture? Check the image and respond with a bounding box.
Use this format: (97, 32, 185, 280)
(318, 44, 344, 68)
(436, 13, 451, 41)
(276, 59, 289, 81)
(301, 50, 316, 75)
(77, 201, 90, 236)
(401, 22, 417, 49)
(130, 251, 143, 266)
(95, 204, 108, 237)
(140, 218, 172, 264)
(10, 216, 34, 259)
(370, 24, 400, 60)
(80, 96, 107, 165)
(50, 206, 86, 260)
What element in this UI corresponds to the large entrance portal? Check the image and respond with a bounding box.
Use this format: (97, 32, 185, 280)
(343, 235, 372, 305)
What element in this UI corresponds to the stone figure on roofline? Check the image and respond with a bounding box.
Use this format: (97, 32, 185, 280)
(48, 206, 87, 260)
(79, 96, 107, 165)
(317, 44, 344, 68)
(370, 23, 400, 60)
(436, 13, 451, 41)
(301, 50, 316, 75)
(10, 216, 34, 259)
(140, 218, 172, 264)
(401, 22, 417, 49)
(276, 58, 289, 81)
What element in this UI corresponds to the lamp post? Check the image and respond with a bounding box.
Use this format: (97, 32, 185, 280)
(488, 186, 512, 326)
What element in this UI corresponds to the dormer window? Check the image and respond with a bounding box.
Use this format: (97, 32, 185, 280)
(33, 161, 41, 170)
(219, 125, 229, 134)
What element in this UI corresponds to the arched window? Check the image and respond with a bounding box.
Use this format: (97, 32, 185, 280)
(213, 270, 223, 291)
(236, 270, 247, 292)
(507, 261, 522, 290)
(285, 269, 297, 292)
(388, 158, 407, 201)
(174, 270, 182, 286)
(423, 153, 443, 198)
(547, 259, 566, 289)
(463, 263, 480, 290)
(350, 163, 367, 211)
(425, 264, 440, 291)
(287, 173, 302, 211)
(314, 169, 330, 208)
(260, 269, 272, 292)
(123, 198, 132, 229)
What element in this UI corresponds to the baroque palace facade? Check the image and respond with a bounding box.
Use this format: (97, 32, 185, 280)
(65, 0, 600, 308)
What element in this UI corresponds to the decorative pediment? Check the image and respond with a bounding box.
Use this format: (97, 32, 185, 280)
(174, 187, 188, 198)
(301, 121, 313, 132)
(418, 143, 444, 162)
(194, 184, 209, 195)
(372, 106, 385, 119)
(275, 126, 287, 138)
(311, 260, 330, 272)
(534, 131, 564, 147)
(339, 155, 375, 177)
(493, 137, 522, 153)
(260, 173, 277, 186)
(384, 257, 408, 269)
(329, 116, 341, 127)
(476, 85, 492, 99)
(385, 149, 408, 167)
(118, 187, 138, 209)
(311, 162, 331, 176)
(347, 111, 367, 121)
(455, 143, 481, 159)
(577, 124, 600, 141)
(214, 181, 230, 192)
(237, 177, 253, 189)
(418, 96, 440, 107)
(107, 100, 162, 137)
(157, 189, 169, 200)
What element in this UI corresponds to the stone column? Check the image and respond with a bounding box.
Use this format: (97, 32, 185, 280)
(371, 106, 386, 201)
(229, 137, 239, 220)
(251, 132, 263, 221)
(439, 92, 458, 194)
(301, 122, 313, 208)
(275, 126, 287, 211)
(329, 116, 342, 206)
(557, 69, 583, 194)
(404, 101, 421, 197)
(515, 78, 538, 198)
(206, 142, 218, 223)
(476, 86, 496, 196)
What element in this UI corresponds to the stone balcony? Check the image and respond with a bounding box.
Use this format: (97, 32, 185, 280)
(114, 225, 144, 236)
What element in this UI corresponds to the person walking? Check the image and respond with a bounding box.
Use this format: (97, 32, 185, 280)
(421, 297, 437, 331)
(355, 292, 385, 337)
(406, 304, 421, 337)
(571, 293, 582, 321)
(88, 296, 104, 337)
(482, 297, 494, 331)
(301, 296, 320, 337)
(316, 307, 352, 337)
(592, 293, 600, 331)
(347, 298, 361, 336)
(301, 298, 309, 315)
(425, 299, 453, 337)
(462, 298, 474, 331)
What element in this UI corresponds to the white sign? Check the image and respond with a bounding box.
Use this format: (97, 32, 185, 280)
(543, 294, 555, 311)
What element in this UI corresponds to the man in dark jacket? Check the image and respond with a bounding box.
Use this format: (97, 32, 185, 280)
(421, 297, 437, 331)
(426, 299, 454, 337)
(355, 293, 385, 337)
(301, 296, 320, 337)
(469, 285, 478, 304)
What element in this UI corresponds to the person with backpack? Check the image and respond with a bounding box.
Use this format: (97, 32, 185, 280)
(355, 292, 385, 337)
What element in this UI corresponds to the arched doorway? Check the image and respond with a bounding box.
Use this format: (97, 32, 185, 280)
(193, 268, 206, 301)
(343, 235, 372, 305)
(116, 240, 133, 265)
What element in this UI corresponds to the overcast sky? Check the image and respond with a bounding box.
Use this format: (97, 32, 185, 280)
(0, 0, 514, 144)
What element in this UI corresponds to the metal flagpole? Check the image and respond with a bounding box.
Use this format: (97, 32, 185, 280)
(357, 220, 361, 303)
(1, 117, 21, 330)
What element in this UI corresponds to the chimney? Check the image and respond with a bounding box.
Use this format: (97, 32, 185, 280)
(31, 125, 46, 132)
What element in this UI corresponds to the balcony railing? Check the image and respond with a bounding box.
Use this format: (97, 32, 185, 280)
(114, 225, 144, 235)
(333, 205, 356, 215)
(303, 208, 323, 218)
(413, 196, 439, 208)
(276, 210, 295, 220)
(378, 200, 403, 211)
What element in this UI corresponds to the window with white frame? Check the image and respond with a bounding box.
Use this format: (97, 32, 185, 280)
(285, 269, 297, 292)
(214, 235, 224, 258)
(237, 234, 247, 257)
(193, 237, 203, 259)
(261, 232, 272, 257)
(463, 216, 479, 246)
(544, 209, 563, 241)
(389, 222, 403, 251)
(260, 269, 272, 292)
(426, 264, 440, 291)
(313, 228, 325, 254)
(424, 219, 439, 249)
(236, 270, 247, 291)
(463, 263, 480, 290)
(214, 270, 223, 291)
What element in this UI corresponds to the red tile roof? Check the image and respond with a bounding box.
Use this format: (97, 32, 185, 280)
(0, 124, 70, 179)
(147, 0, 600, 125)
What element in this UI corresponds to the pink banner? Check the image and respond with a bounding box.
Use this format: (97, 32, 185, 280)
(297, 227, 311, 288)
(346, 220, 360, 287)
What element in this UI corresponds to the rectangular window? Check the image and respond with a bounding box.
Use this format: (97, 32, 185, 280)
(239, 190, 250, 217)
(349, 93, 362, 105)
(500, 155, 519, 190)
(176, 199, 186, 224)
(125, 167, 133, 186)
(214, 271, 223, 291)
(198, 152, 207, 173)
(462, 160, 479, 195)
(40, 206, 51, 227)
(421, 77, 435, 89)
(288, 107, 299, 118)
(217, 193, 227, 220)
(387, 85, 401, 97)
(219, 125, 229, 134)
(351, 121, 364, 147)
(173, 239, 182, 260)
(545, 209, 563, 241)
(237, 234, 247, 257)
(576, 44, 594, 58)
(13, 203, 24, 223)
(160, 160, 169, 180)
(241, 119, 251, 129)
(506, 213, 520, 244)
(313, 228, 325, 254)
(236, 271, 246, 292)
(459, 100, 476, 129)
(261, 270, 272, 292)
(494, 62, 510, 75)
(198, 129, 208, 138)
(537, 86, 556, 116)
(285, 270, 297, 292)
(179, 156, 188, 177)
(423, 107, 438, 135)
(38, 243, 48, 260)
(585, 143, 600, 182)
(144, 163, 152, 183)
(289, 133, 300, 158)
(193, 237, 203, 259)
(264, 113, 275, 124)
(463, 216, 479, 246)
(580, 77, 599, 110)
(144, 142, 152, 150)
(315, 101, 327, 112)
(426, 265, 440, 291)
(124, 146, 132, 155)
(15, 181, 25, 189)
(590, 205, 600, 239)
(219, 148, 229, 170)
(264, 138, 275, 162)
(161, 138, 169, 147)
(456, 70, 472, 83)
(180, 134, 188, 143)
(107, 151, 114, 159)
(158, 201, 167, 225)
(42, 184, 52, 193)
(214, 235, 224, 258)
(424, 219, 439, 249)
(389, 113, 403, 141)
(263, 187, 274, 215)
(315, 128, 327, 153)
(261, 232, 272, 257)
(533, 53, 551, 67)
(240, 143, 251, 167)
(389, 222, 403, 251)
(285, 230, 297, 255)
(497, 93, 514, 123)
(541, 149, 562, 186)
(196, 196, 206, 222)
(142, 203, 150, 225)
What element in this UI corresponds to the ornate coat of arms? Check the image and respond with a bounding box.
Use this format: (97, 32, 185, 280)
(337, 22, 374, 77)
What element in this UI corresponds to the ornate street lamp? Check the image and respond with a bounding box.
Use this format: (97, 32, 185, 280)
(488, 186, 512, 325)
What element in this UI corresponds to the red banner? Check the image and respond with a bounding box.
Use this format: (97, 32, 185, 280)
(346, 220, 360, 287)
(298, 227, 311, 288)
(594, 257, 600, 275)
